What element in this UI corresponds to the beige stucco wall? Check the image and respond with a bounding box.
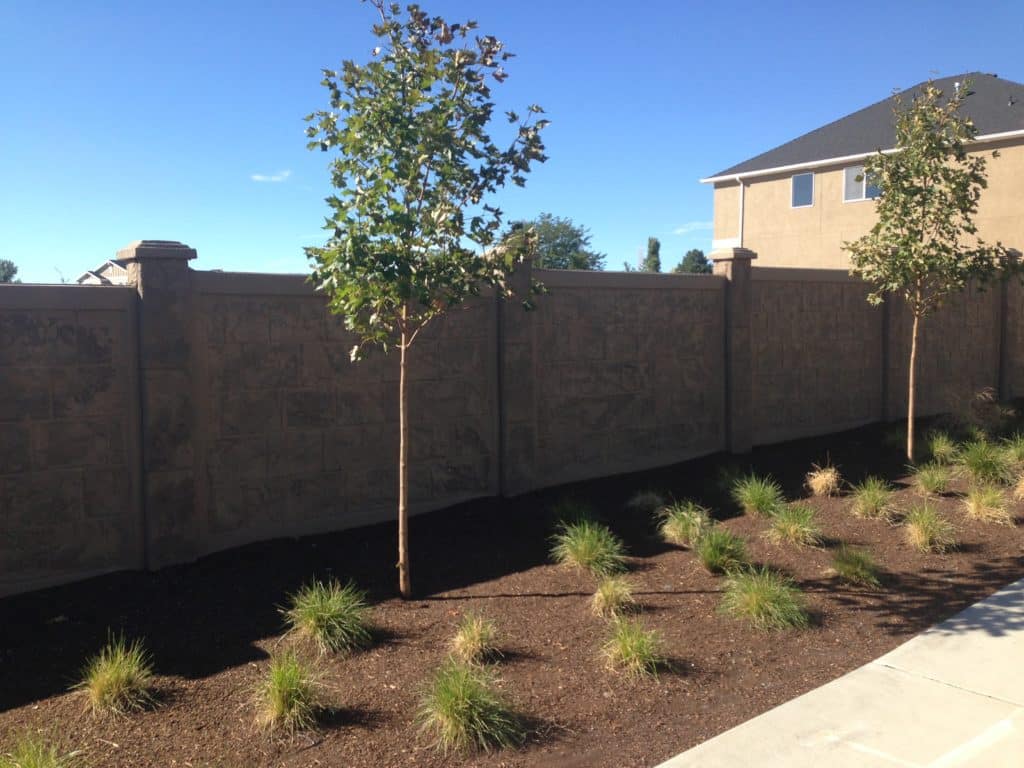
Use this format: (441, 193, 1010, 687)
(712, 139, 1024, 268)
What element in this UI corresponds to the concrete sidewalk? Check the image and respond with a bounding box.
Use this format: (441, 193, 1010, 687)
(657, 578, 1024, 768)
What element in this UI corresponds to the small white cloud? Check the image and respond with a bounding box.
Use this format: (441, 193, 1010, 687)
(673, 220, 713, 235)
(251, 170, 292, 183)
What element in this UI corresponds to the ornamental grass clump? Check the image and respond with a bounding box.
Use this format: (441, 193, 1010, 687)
(927, 430, 958, 465)
(450, 612, 499, 665)
(0, 734, 82, 768)
(731, 474, 784, 517)
(957, 439, 1013, 485)
(1014, 475, 1024, 502)
(912, 462, 952, 497)
(962, 485, 1014, 526)
(831, 546, 882, 588)
(255, 651, 321, 733)
(904, 503, 956, 553)
(625, 490, 667, 517)
(1002, 433, 1024, 466)
(694, 527, 749, 575)
(591, 575, 637, 618)
(658, 500, 712, 548)
(805, 463, 842, 497)
(848, 476, 894, 520)
(766, 504, 822, 547)
(76, 633, 155, 716)
(601, 616, 666, 678)
(550, 518, 627, 577)
(720, 567, 809, 630)
(417, 661, 523, 754)
(282, 578, 372, 655)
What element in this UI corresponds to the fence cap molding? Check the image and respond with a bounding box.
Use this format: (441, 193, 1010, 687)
(116, 240, 197, 262)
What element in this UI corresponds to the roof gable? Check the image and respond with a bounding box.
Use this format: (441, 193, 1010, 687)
(709, 73, 1024, 179)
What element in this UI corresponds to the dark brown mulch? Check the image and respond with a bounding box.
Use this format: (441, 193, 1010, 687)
(2, 423, 1023, 768)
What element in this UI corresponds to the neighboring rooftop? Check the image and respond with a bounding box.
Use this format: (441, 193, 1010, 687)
(706, 72, 1024, 180)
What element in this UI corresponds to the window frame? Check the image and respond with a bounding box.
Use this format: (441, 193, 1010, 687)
(791, 172, 814, 208)
(843, 165, 881, 203)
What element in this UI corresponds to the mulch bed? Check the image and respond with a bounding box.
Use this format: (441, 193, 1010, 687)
(2, 423, 1023, 767)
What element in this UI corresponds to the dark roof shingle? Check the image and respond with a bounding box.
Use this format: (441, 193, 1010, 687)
(708, 73, 1024, 179)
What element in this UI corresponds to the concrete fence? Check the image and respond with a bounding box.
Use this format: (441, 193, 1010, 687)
(1, 241, 1021, 597)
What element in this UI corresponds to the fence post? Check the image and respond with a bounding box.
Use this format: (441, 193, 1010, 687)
(120, 240, 198, 568)
(712, 247, 755, 454)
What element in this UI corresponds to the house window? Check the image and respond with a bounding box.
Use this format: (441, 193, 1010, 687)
(791, 173, 814, 207)
(843, 165, 881, 202)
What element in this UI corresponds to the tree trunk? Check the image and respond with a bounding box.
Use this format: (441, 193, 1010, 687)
(398, 326, 411, 598)
(907, 312, 920, 463)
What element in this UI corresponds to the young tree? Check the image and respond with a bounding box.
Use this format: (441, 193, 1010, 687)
(503, 213, 605, 270)
(673, 248, 711, 274)
(304, 1, 548, 597)
(642, 237, 661, 272)
(0, 259, 18, 283)
(843, 79, 1014, 461)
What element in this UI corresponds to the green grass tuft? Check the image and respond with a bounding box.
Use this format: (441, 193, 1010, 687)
(957, 440, 1013, 485)
(848, 476, 893, 520)
(550, 518, 628, 577)
(658, 500, 712, 548)
(731, 474, 785, 517)
(601, 617, 666, 678)
(76, 632, 155, 715)
(720, 567, 810, 630)
(282, 578, 372, 655)
(591, 575, 637, 618)
(962, 485, 1014, 526)
(255, 651, 321, 733)
(417, 661, 524, 754)
(926, 430, 958, 465)
(1002, 433, 1024, 466)
(450, 612, 499, 665)
(912, 462, 952, 497)
(0, 734, 82, 768)
(765, 504, 822, 547)
(831, 546, 882, 588)
(693, 527, 749, 575)
(904, 503, 956, 553)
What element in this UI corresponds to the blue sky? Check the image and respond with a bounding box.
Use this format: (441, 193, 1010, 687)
(2, 1, 1023, 282)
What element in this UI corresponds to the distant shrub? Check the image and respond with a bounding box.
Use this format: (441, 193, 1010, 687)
(912, 462, 952, 497)
(658, 500, 712, 548)
(720, 567, 809, 630)
(904, 504, 956, 553)
(766, 504, 821, 547)
(591, 575, 637, 618)
(694, 527, 749, 575)
(601, 617, 666, 678)
(76, 633, 155, 715)
(282, 579, 372, 655)
(831, 546, 881, 588)
(957, 440, 1013, 485)
(550, 518, 627, 577)
(0, 734, 81, 768)
(962, 485, 1013, 526)
(848, 476, 894, 520)
(805, 463, 842, 497)
(625, 490, 667, 516)
(450, 612, 499, 665)
(926, 430, 958, 465)
(417, 661, 523, 754)
(731, 474, 784, 517)
(255, 651, 321, 733)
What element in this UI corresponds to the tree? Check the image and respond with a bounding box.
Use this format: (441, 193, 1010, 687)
(503, 213, 605, 270)
(304, 1, 547, 597)
(674, 248, 712, 274)
(0, 259, 17, 283)
(842, 79, 1014, 461)
(642, 237, 661, 272)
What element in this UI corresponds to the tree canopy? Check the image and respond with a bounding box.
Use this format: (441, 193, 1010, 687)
(673, 248, 711, 274)
(503, 213, 605, 270)
(642, 237, 661, 272)
(0, 259, 18, 283)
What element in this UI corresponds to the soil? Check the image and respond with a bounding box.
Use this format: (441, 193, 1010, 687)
(2, 422, 1024, 768)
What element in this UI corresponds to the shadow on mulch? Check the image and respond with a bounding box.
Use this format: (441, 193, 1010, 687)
(0, 419, 1020, 713)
